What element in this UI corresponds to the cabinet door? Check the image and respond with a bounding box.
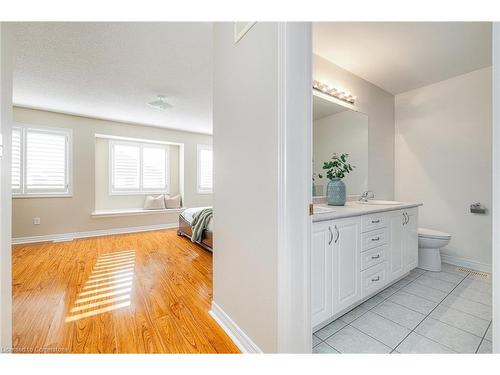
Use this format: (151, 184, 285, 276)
(311, 221, 333, 327)
(403, 210, 419, 272)
(332, 217, 361, 314)
(388, 210, 405, 282)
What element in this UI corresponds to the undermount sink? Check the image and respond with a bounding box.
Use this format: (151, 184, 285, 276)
(314, 206, 336, 214)
(357, 200, 402, 205)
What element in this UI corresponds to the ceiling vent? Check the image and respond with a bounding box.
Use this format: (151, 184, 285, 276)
(148, 95, 171, 110)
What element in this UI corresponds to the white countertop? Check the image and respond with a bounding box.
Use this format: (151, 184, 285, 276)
(312, 201, 423, 222)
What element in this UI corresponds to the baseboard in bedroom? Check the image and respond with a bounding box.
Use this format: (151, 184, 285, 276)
(209, 302, 262, 353)
(12, 223, 178, 245)
(441, 254, 492, 273)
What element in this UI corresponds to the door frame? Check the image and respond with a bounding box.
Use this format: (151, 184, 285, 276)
(492, 22, 499, 353)
(276, 22, 313, 353)
(0, 22, 13, 350)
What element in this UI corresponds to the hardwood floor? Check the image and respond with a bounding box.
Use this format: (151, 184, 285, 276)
(12, 229, 239, 353)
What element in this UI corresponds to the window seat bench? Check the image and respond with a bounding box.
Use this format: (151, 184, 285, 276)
(91, 207, 185, 218)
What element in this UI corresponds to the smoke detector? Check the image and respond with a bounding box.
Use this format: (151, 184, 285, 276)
(148, 95, 172, 110)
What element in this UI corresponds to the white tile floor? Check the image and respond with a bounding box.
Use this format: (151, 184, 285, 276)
(313, 264, 492, 354)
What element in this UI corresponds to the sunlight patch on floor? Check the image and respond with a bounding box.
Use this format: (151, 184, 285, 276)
(65, 250, 135, 322)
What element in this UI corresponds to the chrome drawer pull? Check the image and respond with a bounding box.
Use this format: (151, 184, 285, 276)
(371, 219, 380, 223)
(371, 276, 380, 282)
(371, 237, 380, 241)
(371, 254, 381, 259)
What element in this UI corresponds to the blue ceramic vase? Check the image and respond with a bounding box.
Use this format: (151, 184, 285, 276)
(327, 178, 346, 206)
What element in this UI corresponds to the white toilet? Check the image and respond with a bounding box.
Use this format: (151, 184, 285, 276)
(418, 228, 451, 272)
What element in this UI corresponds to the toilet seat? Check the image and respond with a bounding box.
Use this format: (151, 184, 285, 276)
(418, 227, 451, 240)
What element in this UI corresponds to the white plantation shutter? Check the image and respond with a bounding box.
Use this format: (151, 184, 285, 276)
(197, 145, 213, 193)
(26, 129, 68, 192)
(12, 126, 71, 196)
(110, 140, 169, 194)
(112, 143, 140, 191)
(11, 128, 22, 193)
(142, 146, 167, 190)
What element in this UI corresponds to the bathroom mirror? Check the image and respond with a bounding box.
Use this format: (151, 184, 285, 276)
(313, 93, 369, 197)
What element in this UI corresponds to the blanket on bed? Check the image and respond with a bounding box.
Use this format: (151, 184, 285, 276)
(191, 208, 213, 243)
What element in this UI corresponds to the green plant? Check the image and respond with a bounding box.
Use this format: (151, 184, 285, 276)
(322, 153, 355, 180)
(312, 160, 323, 182)
(312, 172, 323, 182)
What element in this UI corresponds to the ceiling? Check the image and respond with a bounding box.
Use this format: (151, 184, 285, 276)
(12, 22, 213, 134)
(313, 22, 492, 95)
(313, 94, 347, 120)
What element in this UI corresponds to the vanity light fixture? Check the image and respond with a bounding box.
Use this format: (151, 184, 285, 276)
(313, 80, 356, 104)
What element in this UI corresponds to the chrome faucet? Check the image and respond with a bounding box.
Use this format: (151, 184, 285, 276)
(359, 190, 375, 202)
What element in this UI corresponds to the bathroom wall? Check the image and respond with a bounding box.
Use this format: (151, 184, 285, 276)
(313, 54, 395, 199)
(395, 67, 492, 268)
(12, 107, 212, 239)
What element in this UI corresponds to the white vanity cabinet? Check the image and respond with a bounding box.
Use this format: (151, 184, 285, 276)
(403, 208, 418, 271)
(311, 217, 361, 327)
(312, 205, 419, 329)
(388, 207, 419, 281)
(388, 210, 406, 281)
(332, 217, 361, 312)
(311, 221, 333, 325)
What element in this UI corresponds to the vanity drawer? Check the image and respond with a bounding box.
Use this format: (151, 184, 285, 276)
(361, 262, 388, 298)
(361, 245, 387, 271)
(361, 228, 387, 252)
(362, 213, 387, 233)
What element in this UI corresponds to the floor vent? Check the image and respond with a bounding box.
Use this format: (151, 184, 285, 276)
(456, 267, 491, 280)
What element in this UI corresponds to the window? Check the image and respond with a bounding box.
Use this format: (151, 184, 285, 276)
(12, 125, 72, 197)
(110, 140, 169, 194)
(197, 144, 213, 194)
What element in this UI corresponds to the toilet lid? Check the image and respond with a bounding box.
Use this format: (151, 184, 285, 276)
(418, 227, 451, 239)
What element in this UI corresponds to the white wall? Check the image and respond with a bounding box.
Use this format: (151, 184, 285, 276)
(313, 110, 369, 196)
(213, 21, 312, 353)
(313, 54, 395, 199)
(12, 107, 212, 239)
(213, 22, 279, 353)
(395, 67, 492, 268)
(0, 22, 13, 349)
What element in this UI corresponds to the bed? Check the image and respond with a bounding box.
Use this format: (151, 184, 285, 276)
(177, 207, 213, 251)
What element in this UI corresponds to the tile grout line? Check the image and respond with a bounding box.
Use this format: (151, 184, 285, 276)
(392, 271, 473, 353)
(320, 271, 427, 352)
(314, 267, 491, 353)
(475, 320, 492, 354)
(345, 272, 431, 353)
(386, 295, 490, 339)
(344, 324, 393, 352)
(313, 270, 426, 350)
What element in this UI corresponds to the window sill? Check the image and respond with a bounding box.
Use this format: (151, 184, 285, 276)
(109, 191, 170, 196)
(91, 207, 185, 218)
(13, 194, 73, 199)
(196, 190, 213, 195)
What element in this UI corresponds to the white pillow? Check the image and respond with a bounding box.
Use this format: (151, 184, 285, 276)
(165, 194, 182, 209)
(143, 195, 166, 210)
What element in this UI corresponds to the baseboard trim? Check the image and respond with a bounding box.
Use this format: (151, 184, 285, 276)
(209, 302, 262, 353)
(12, 223, 178, 245)
(441, 254, 492, 273)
